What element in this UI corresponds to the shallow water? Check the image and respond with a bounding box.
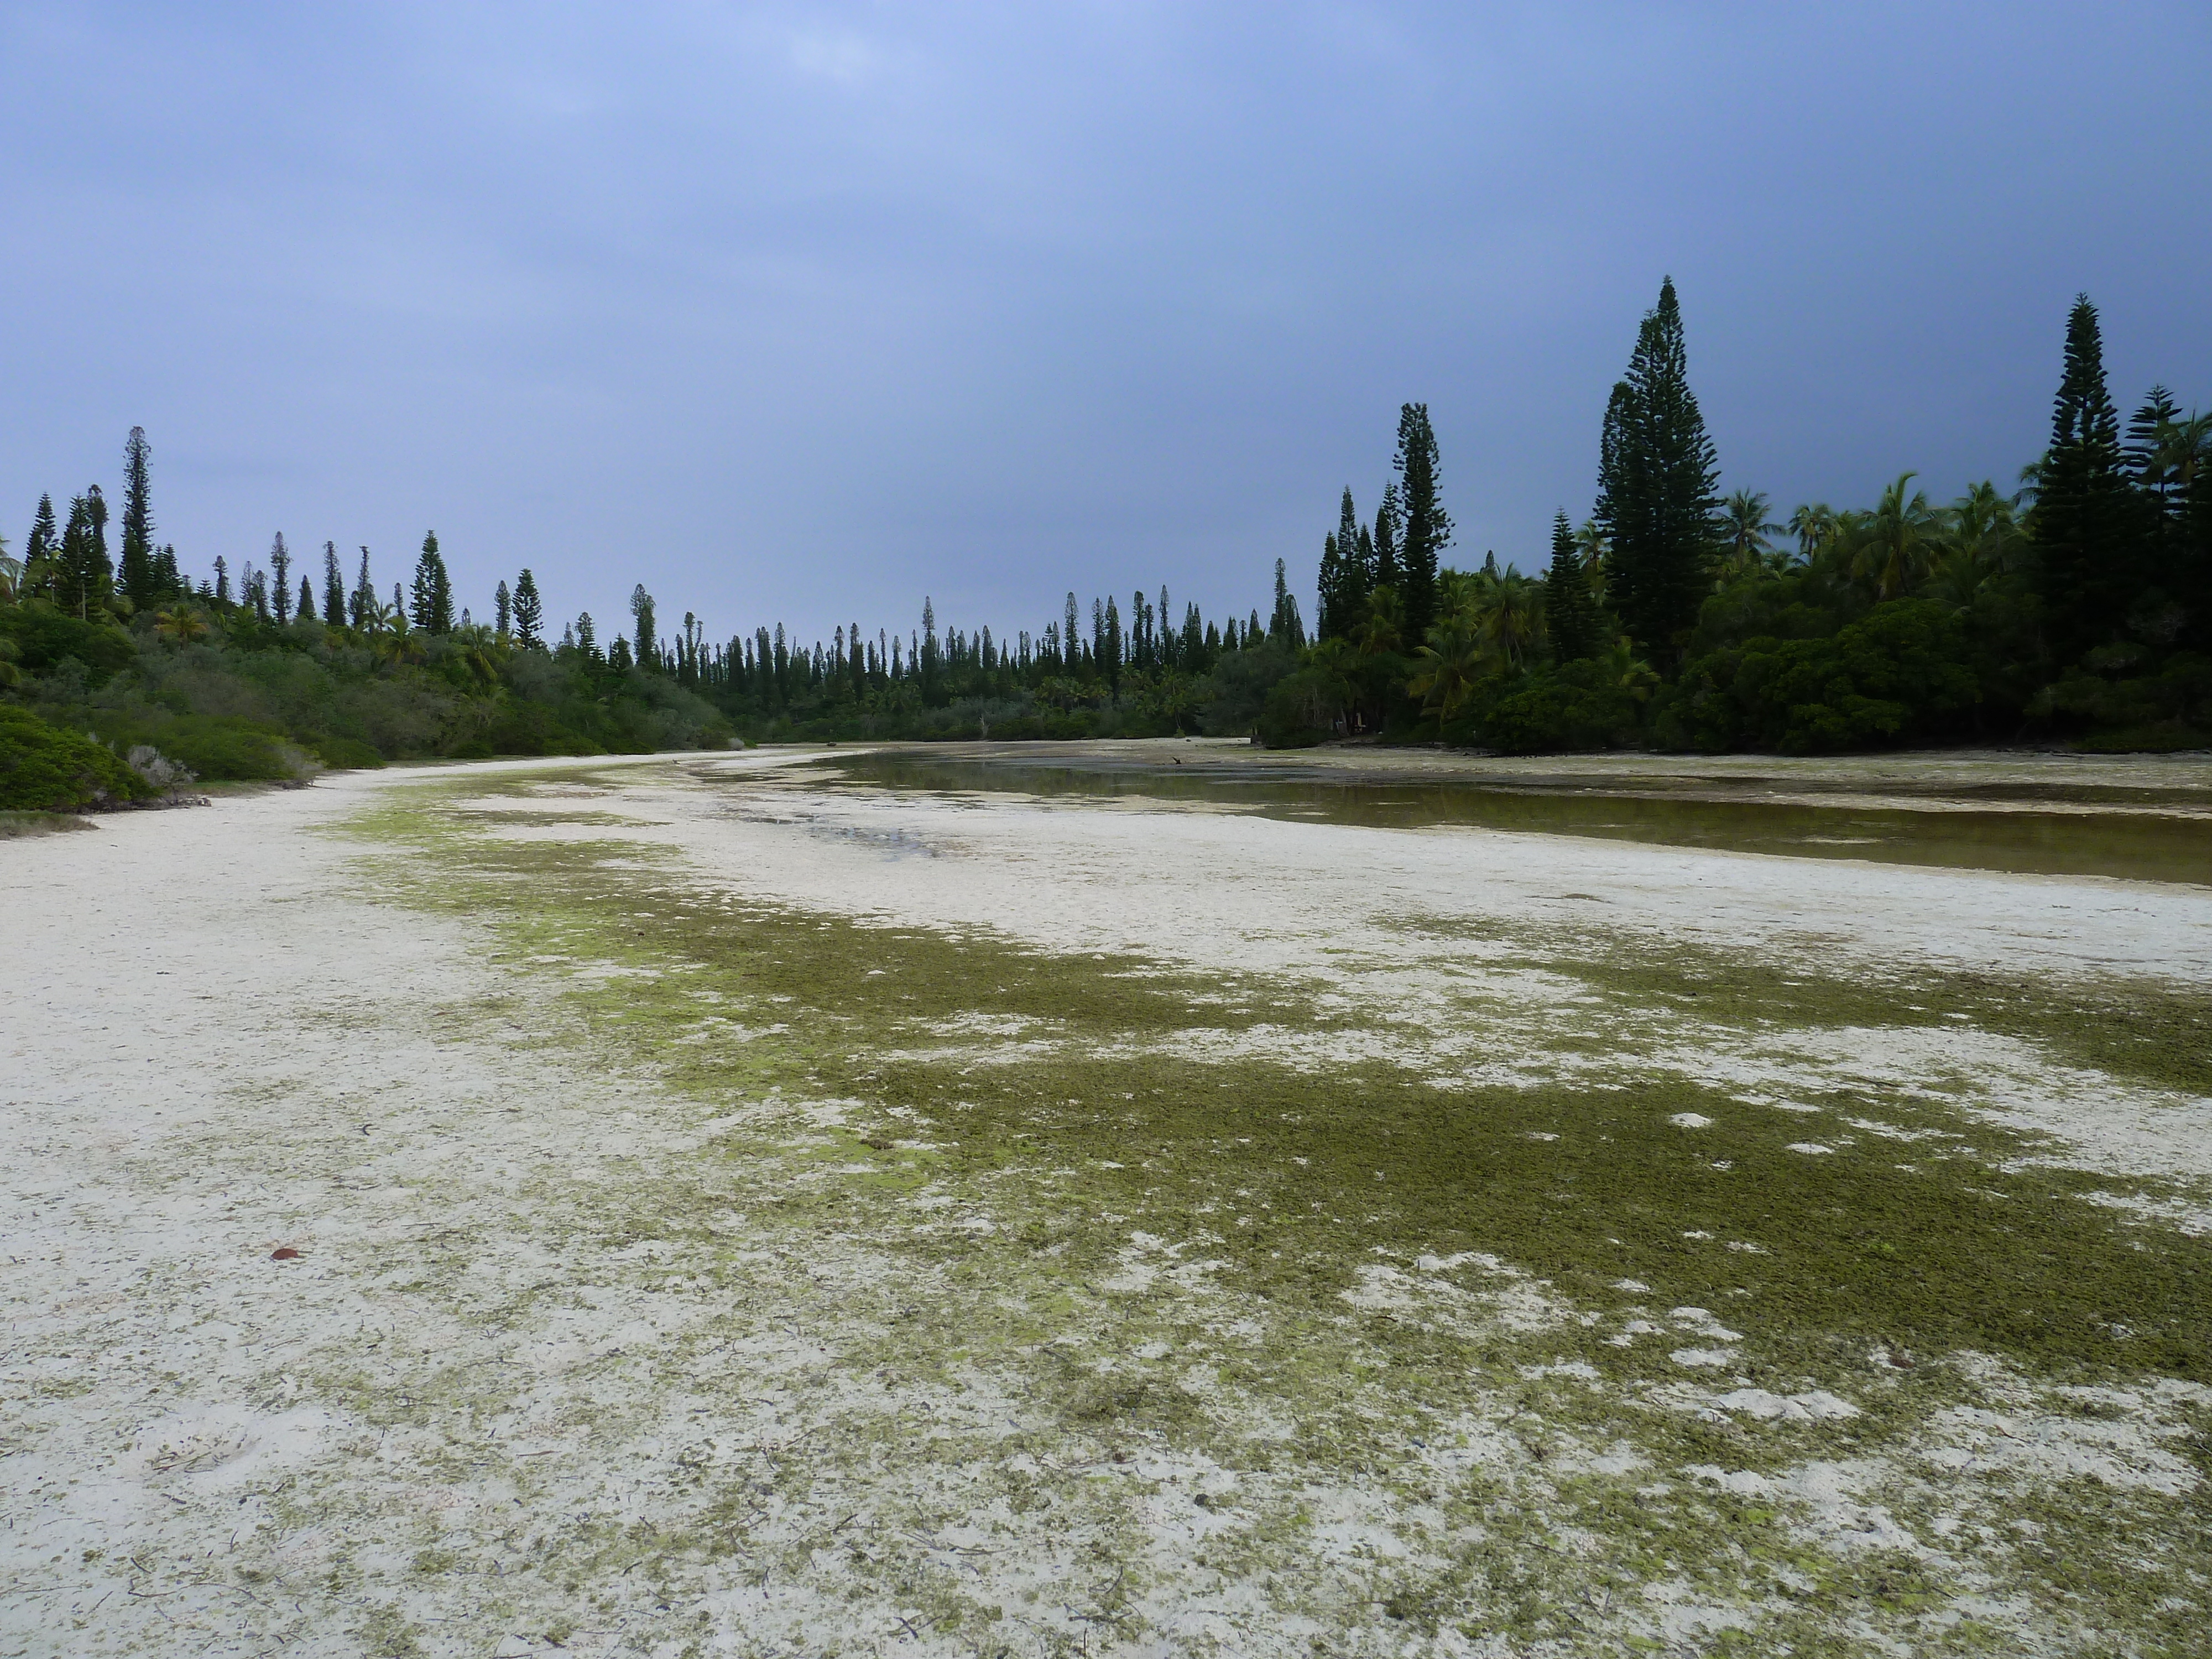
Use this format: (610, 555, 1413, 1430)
(814, 749, 2212, 885)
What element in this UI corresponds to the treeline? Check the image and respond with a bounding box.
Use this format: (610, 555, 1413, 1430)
(4, 280, 2208, 815)
(1275, 282, 2209, 753)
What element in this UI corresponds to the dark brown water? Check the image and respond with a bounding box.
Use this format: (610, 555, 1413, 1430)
(809, 750, 2212, 885)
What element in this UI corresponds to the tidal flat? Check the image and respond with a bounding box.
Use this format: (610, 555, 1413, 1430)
(4, 742, 2210, 1657)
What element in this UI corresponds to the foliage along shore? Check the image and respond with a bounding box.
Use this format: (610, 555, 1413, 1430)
(3, 284, 2208, 813)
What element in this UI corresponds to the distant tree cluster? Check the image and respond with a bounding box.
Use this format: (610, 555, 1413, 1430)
(5, 283, 2206, 794)
(1293, 283, 2208, 753)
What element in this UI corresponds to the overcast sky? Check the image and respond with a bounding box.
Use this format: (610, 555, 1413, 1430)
(3, 3, 2206, 646)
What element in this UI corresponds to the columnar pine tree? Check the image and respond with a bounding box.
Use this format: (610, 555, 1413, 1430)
(55, 490, 112, 619)
(1371, 481, 1402, 593)
(270, 534, 293, 623)
(2032, 296, 2147, 659)
(213, 555, 230, 606)
(494, 580, 512, 637)
(630, 584, 656, 666)
(1543, 510, 1600, 662)
(2126, 386, 2185, 513)
(118, 427, 158, 608)
(152, 544, 181, 593)
(352, 548, 373, 627)
(323, 542, 346, 625)
(1317, 487, 1370, 640)
(411, 533, 455, 633)
(1317, 534, 1347, 640)
(1595, 276, 1720, 671)
(298, 575, 314, 622)
(1269, 557, 1306, 646)
(22, 494, 59, 597)
(1392, 405, 1449, 641)
(512, 568, 543, 646)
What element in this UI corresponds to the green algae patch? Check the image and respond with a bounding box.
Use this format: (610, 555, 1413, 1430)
(361, 774, 2212, 1389)
(316, 766, 2212, 1653)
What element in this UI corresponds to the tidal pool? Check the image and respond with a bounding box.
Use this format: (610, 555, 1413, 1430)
(816, 746, 2212, 885)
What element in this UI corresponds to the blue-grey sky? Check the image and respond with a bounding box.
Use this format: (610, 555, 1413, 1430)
(3, 3, 2206, 646)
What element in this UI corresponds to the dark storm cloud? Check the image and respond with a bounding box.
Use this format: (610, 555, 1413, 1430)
(2, 3, 2206, 639)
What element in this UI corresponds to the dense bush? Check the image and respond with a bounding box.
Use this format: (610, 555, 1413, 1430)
(1473, 659, 1648, 754)
(1656, 599, 1981, 753)
(0, 704, 156, 811)
(2, 598, 735, 773)
(0, 607, 137, 683)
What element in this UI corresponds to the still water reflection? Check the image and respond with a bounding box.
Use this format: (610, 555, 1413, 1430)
(814, 750, 2212, 886)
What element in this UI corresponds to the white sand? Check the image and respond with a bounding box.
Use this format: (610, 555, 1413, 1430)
(6, 748, 2208, 1655)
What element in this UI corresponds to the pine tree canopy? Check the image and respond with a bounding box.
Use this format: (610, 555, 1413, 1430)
(411, 532, 455, 633)
(1595, 276, 1720, 671)
(1371, 483, 1400, 591)
(322, 542, 346, 626)
(2033, 295, 2151, 656)
(1392, 405, 1449, 644)
(270, 534, 293, 623)
(118, 426, 159, 608)
(513, 568, 544, 646)
(1543, 509, 1601, 662)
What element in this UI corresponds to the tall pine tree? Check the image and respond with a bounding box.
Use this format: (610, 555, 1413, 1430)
(1543, 510, 1601, 662)
(2032, 296, 2147, 659)
(1319, 486, 1370, 640)
(1393, 405, 1449, 643)
(270, 533, 293, 623)
(351, 547, 373, 627)
(1270, 557, 1306, 646)
(1318, 534, 1349, 640)
(1371, 482, 1401, 592)
(118, 426, 159, 608)
(411, 532, 455, 633)
(22, 494, 59, 598)
(1595, 277, 1719, 672)
(513, 568, 543, 646)
(322, 542, 346, 625)
(55, 489, 112, 619)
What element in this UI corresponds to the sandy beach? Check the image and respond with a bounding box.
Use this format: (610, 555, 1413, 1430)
(6, 745, 2209, 1656)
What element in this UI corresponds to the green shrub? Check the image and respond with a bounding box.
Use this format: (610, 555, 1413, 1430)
(1474, 660, 1644, 754)
(1256, 668, 1335, 748)
(312, 735, 387, 769)
(135, 716, 299, 781)
(0, 705, 155, 811)
(1658, 598, 1980, 753)
(0, 604, 137, 683)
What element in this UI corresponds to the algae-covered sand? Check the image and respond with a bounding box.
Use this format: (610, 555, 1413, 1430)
(5, 743, 2210, 1657)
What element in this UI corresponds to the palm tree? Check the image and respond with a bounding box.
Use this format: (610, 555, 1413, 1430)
(1853, 473, 1941, 600)
(1943, 481, 2026, 575)
(2153, 409, 2211, 505)
(373, 609, 422, 665)
(1786, 503, 1838, 565)
(1473, 569, 1542, 671)
(1407, 614, 1485, 723)
(153, 603, 210, 644)
(449, 623, 504, 687)
(0, 537, 18, 603)
(1572, 520, 1610, 607)
(1721, 490, 1779, 578)
(1355, 586, 1404, 657)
